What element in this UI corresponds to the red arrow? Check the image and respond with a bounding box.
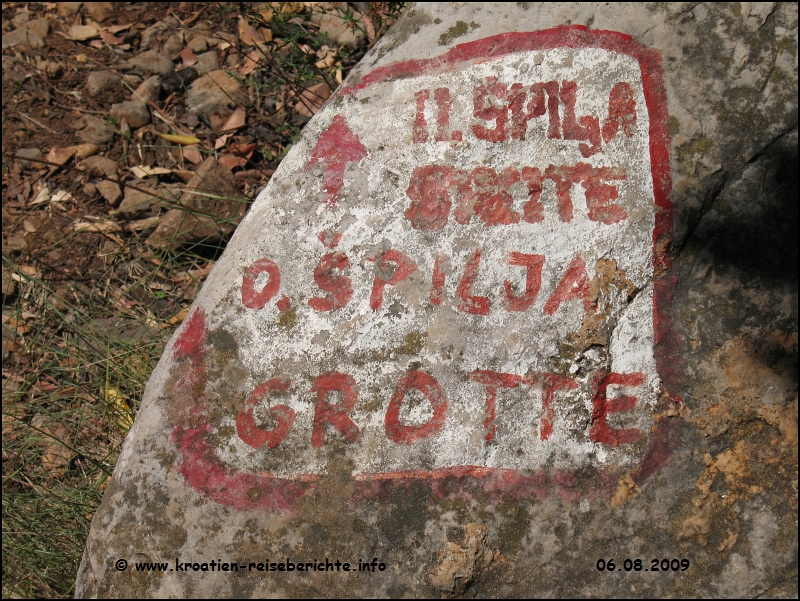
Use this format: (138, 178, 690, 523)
(305, 114, 368, 205)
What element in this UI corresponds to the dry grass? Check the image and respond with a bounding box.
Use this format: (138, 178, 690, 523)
(2, 3, 405, 597)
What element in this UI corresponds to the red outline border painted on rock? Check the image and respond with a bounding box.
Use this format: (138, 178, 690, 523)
(168, 25, 681, 511)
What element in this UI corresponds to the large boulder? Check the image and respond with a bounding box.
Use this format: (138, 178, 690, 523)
(77, 3, 797, 597)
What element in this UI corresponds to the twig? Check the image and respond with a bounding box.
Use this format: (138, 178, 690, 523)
(17, 111, 57, 133)
(54, 103, 106, 115)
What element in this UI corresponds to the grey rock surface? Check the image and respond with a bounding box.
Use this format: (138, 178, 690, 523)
(86, 71, 122, 96)
(84, 2, 112, 23)
(95, 181, 122, 205)
(163, 33, 184, 57)
(16, 147, 42, 169)
(185, 69, 252, 116)
(81, 156, 118, 178)
(76, 115, 114, 145)
(109, 101, 150, 129)
(77, 3, 797, 598)
(1, 18, 49, 49)
(122, 50, 175, 76)
(118, 185, 179, 216)
(193, 50, 220, 75)
(130, 76, 161, 104)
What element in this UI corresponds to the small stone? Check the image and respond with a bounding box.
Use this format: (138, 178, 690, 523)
(44, 61, 62, 77)
(5, 237, 28, 252)
(1, 18, 50, 50)
(122, 50, 175, 76)
(140, 21, 168, 50)
(185, 70, 252, 116)
(12, 11, 30, 26)
(84, 1, 112, 22)
(110, 101, 150, 129)
(95, 181, 122, 205)
(118, 186, 166, 215)
(58, 2, 83, 17)
(122, 74, 142, 87)
(131, 75, 161, 104)
(147, 157, 246, 248)
(86, 71, 121, 96)
(163, 33, 184, 56)
(193, 50, 219, 75)
(77, 116, 114, 145)
(83, 182, 98, 198)
(214, 31, 238, 49)
(16, 148, 42, 169)
(22, 18, 49, 40)
(187, 35, 208, 54)
(224, 53, 239, 68)
(82, 156, 118, 178)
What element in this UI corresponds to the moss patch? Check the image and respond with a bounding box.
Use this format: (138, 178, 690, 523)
(438, 20, 480, 46)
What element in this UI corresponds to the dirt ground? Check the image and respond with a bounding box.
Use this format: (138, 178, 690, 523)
(1, 2, 404, 597)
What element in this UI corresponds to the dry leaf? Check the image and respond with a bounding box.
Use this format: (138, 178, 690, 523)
(256, 4, 275, 21)
(237, 17, 272, 47)
(218, 155, 247, 170)
(19, 264, 38, 277)
(315, 46, 336, 69)
(158, 133, 201, 145)
(178, 46, 197, 67)
(103, 386, 133, 433)
(173, 170, 195, 183)
(72, 143, 99, 158)
(46, 145, 76, 167)
(188, 262, 215, 280)
(168, 306, 191, 325)
(227, 142, 256, 158)
(240, 49, 262, 75)
(124, 216, 160, 232)
(99, 30, 124, 44)
(221, 107, 246, 131)
(360, 13, 376, 44)
(294, 82, 332, 117)
(30, 185, 51, 206)
(22, 219, 37, 233)
(182, 146, 203, 164)
(65, 23, 100, 40)
(105, 24, 131, 34)
(51, 190, 73, 203)
(33, 379, 59, 394)
(129, 165, 172, 178)
(4, 316, 29, 334)
(214, 133, 231, 150)
(41, 428, 73, 475)
(279, 3, 305, 16)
